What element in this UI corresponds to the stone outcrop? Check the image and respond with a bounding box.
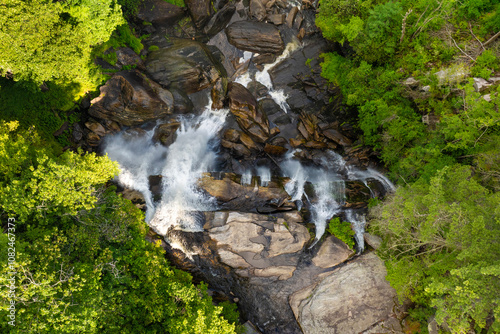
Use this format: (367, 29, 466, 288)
(185, 0, 212, 29)
(198, 173, 294, 212)
(146, 39, 226, 93)
(204, 3, 236, 36)
(136, 0, 185, 26)
(312, 236, 355, 268)
(225, 21, 285, 54)
(89, 70, 174, 126)
(291, 252, 402, 334)
(227, 82, 271, 143)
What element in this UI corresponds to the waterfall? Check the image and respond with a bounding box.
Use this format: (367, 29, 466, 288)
(347, 167, 396, 193)
(241, 170, 252, 186)
(255, 42, 300, 113)
(104, 101, 228, 235)
(281, 151, 345, 245)
(345, 210, 366, 253)
(235, 42, 300, 113)
(257, 166, 271, 187)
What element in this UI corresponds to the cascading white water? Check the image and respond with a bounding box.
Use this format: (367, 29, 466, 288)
(241, 170, 252, 186)
(345, 210, 366, 253)
(104, 101, 228, 235)
(257, 166, 271, 187)
(105, 126, 168, 222)
(255, 42, 300, 113)
(281, 150, 345, 245)
(281, 150, 395, 248)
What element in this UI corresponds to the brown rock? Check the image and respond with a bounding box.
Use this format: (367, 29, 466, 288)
(223, 129, 240, 142)
(152, 122, 181, 146)
(185, 0, 212, 29)
(286, 6, 298, 28)
(323, 128, 352, 146)
(225, 21, 284, 54)
(312, 236, 355, 268)
(146, 39, 225, 93)
(227, 82, 270, 143)
(87, 132, 100, 146)
(289, 138, 303, 147)
(267, 13, 285, 25)
(250, 0, 267, 21)
(89, 70, 174, 126)
(254, 266, 296, 280)
(204, 3, 236, 36)
(303, 141, 327, 149)
(239, 132, 259, 150)
(84, 122, 106, 137)
(211, 77, 228, 110)
(264, 143, 288, 155)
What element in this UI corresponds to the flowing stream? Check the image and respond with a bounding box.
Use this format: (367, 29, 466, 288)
(105, 102, 228, 235)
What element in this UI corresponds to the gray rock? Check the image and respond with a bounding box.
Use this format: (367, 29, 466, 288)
(364, 232, 383, 250)
(204, 3, 236, 36)
(473, 77, 491, 92)
(291, 252, 401, 334)
(185, 0, 212, 29)
(136, 0, 185, 27)
(312, 236, 354, 268)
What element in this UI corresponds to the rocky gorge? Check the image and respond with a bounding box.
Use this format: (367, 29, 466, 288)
(73, 0, 407, 332)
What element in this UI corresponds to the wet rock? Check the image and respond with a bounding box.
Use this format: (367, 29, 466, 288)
(198, 173, 293, 212)
(291, 252, 401, 333)
(208, 30, 240, 77)
(225, 21, 284, 54)
(84, 122, 106, 137)
(312, 236, 354, 268)
(136, 0, 185, 27)
(322, 128, 352, 146)
(204, 3, 236, 36)
(221, 140, 252, 157)
(303, 141, 327, 149)
(227, 82, 271, 143)
(115, 47, 144, 70)
(253, 53, 277, 66)
(223, 128, 240, 142)
(250, 0, 266, 21)
(146, 39, 226, 94)
(170, 87, 194, 114)
(89, 70, 174, 126)
(211, 77, 228, 109)
(185, 0, 212, 29)
(264, 143, 288, 155)
(152, 122, 181, 146)
(239, 132, 259, 150)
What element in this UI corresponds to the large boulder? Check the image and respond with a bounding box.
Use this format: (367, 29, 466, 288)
(185, 0, 212, 29)
(89, 70, 174, 126)
(146, 39, 226, 93)
(225, 21, 284, 54)
(198, 172, 294, 212)
(136, 0, 185, 26)
(290, 252, 402, 334)
(227, 82, 270, 143)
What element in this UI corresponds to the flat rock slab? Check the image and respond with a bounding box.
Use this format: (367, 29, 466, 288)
(136, 0, 184, 26)
(291, 252, 401, 334)
(225, 21, 284, 54)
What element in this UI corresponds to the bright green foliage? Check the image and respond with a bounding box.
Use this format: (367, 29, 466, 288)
(0, 0, 124, 90)
(327, 217, 355, 249)
(0, 121, 118, 222)
(370, 165, 500, 333)
(471, 50, 499, 79)
(0, 122, 237, 333)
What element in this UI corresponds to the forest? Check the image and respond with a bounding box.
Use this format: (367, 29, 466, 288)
(0, 0, 499, 333)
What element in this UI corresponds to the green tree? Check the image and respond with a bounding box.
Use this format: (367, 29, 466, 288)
(0, 0, 124, 92)
(370, 165, 500, 333)
(0, 122, 237, 333)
